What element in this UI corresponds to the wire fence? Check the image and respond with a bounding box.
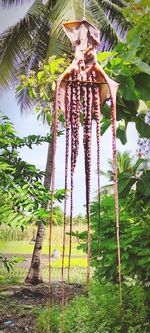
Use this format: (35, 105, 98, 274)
(0, 225, 92, 285)
(0, 266, 95, 285)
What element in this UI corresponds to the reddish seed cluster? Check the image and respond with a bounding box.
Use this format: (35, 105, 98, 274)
(92, 71, 101, 256)
(53, 69, 121, 320)
(86, 76, 93, 289)
(50, 72, 122, 333)
(48, 19, 122, 333)
(61, 71, 102, 292)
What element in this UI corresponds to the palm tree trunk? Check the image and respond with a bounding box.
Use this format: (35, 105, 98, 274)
(25, 142, 53, 284)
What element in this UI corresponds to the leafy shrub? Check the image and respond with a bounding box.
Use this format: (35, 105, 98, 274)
(34, 281, 150, 333)
(0, 254, 25, 272)
(76, 194, 150, 283)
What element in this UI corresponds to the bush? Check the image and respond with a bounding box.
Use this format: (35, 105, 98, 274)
(34, 280, 150, 333)
(77, 194, 150, 283)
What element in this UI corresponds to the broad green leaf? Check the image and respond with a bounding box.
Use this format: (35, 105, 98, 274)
(135, 59, 150, 75)
(37, 71, 44, 80)
(101, 118, 111, 136)
(118, 76, 139, 101)
(126, 27, 141, 50)
(108, 57, 122, 71)
(134, 73, 150, 101)
(133, 159, 146, 172)
(116, 122, 127, 145)
(120, 51, 136, 62)
(118, 178, 136, 196)
(137, 174, 150, 197)
(0, 162, 13, 170)
(135, 116, 150, 138)
(97, 52, 117, 63)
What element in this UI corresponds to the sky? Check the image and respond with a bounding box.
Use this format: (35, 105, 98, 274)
(0, 2, 139, 215)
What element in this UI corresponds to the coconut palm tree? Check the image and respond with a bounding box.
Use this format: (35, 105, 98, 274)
(102, 151, 135, 180)
(101, 151, 147, 198)
(0, 0, 130, 284)
(0, 0, 130, 107)
(25, 142, 53, 284)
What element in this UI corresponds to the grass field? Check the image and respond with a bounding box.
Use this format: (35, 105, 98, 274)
(0, 225, 86, 255)
(0, 224, 90, 285)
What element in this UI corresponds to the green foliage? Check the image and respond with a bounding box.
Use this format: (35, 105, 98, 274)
(34, 281, 150, 333)
(97, 51, 117, 63)
(75, 150, 150, 283)
(0, 254, 25, 272)
(77, 192, 150, 283)
(101, 151, 150, 200)
(99, 26, 150, 142)
(0, 267, 24, 285)
(34, 305, 61, 333)
(51, 205, 63, 226)
(0, 0, 129, 105)
(0, 113, 64, 228)
(66, 214, 86, 226)
(123, 1, 150, 65)
(17, 55, 69, 121)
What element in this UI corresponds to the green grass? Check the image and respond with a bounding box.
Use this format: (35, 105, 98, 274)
(0, 262, 90, 286)
(0, 225, 85, 256)
(0, 268, 27, 286)
(0, 225, 88, 285)
(34, 282, 150, 333)
(0, 255, 90, 286)
(0, 240, 34, 254)
(51, 257, 87, 268)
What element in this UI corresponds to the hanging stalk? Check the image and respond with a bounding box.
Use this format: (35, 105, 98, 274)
(68, 71, 78, 284)
(48, 84, 59, 333)
(83, 74, 92, 294)
(92, 71, 101, 256)
(61, 78, 71, 333)
(111, 96, 122, 308)
(73, 71, 81, 169)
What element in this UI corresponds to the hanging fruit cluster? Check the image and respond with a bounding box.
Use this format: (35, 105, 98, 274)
(48, 21, 122, 332)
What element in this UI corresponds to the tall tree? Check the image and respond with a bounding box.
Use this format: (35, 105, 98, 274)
(0, 0, 129, 108)
(101, 150, 149, 199)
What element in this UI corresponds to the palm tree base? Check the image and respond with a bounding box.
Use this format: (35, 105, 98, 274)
(25, 268, 43, 285)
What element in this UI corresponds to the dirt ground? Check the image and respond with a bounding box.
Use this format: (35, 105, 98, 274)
(0, 282, 85, 333)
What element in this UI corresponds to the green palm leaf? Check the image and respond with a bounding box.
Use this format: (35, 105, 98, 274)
(16, 16, 51, 110)
(87, 0, 127, 50)
(0, 1, 47, 91)
(100, 0, 129, 32)
(0, 0, 130, 109)
(110, 0, 127, 7)
(47, 0, 84, 56)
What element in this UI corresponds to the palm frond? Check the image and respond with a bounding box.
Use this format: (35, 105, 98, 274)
(110, 0, 128, 8)
(47, 33, 71, 58)
(16, 18, 51, 111)
(99, 0, 130, 36)
(87, 0, 121, 50)
(16, 84, 35, 112)
(47, 0, 84, 56)
(0, 0, 47, 92)
(101, 184, 113, 194)
(16, 52, 36, 112)
(0, 0, 130, 109)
